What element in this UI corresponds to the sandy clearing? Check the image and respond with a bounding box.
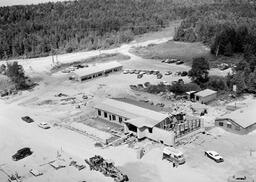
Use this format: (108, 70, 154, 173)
(1, 22, 256, 182)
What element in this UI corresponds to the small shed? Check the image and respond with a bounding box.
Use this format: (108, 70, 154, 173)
(194, 89, 217, 104)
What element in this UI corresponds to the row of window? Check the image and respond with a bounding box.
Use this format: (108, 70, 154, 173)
(98, 110, 125, 123)
(218, 122, 240, 131)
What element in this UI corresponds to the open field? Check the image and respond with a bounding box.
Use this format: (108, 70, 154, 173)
(0, 21, 255, 182)
(131, 40, 212, 66)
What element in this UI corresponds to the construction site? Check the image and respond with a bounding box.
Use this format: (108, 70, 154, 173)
(0, 20, 256, 182)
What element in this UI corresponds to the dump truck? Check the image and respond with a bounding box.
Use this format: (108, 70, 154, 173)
(85, 155, 129, 182)
(162, 147, 185, 165)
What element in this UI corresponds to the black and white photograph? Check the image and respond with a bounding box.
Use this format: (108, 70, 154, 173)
(0, 0, 256, 182)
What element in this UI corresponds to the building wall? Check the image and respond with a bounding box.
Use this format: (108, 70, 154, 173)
(197, 93, 217, 104)
(97, 109, 128, 125)
(174, 118, 203, 138)
(147, 127, 175, 146)
(246, 123, 256, 133)
(77, 66, 122, 82)
(215, 119, 248, 135)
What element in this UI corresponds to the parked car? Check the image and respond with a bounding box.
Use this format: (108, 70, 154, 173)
(164, 71, 172, 75)
(176, 60, 184, 65)
(123, 70, 129, 74)
(61, 69, 70, 73)
(38, 122, 51, 129)
(181, 71, 188, 76)
(129, 70, 135, 74)
(21, 116, 34, 123)
(139, 71, 146, 75)
(12, 147, 33, 161)
(157, 74, 163, 79)
(129, 85, 137, 90)
(228, 175, 254, 182)
(137, 74, 143, 79)
(169, 58, 178, 63)
(205, 151, 224, 162)
(153, 70, 160, 75)
(134, 70, 140, 74)
(219, 63, 229, 71)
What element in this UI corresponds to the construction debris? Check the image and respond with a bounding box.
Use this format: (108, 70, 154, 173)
(49, 160, 66, 170)
(85, 155, 129, 182)
(29, 169, 43, 177)
(69, 161, 86, 171)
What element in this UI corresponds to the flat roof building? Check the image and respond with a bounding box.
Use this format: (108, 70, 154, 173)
(194, 89, 217, 104)
(95, 98, 204, 146)
(215, 102, 256, 135)
(71, 61, 122, 81)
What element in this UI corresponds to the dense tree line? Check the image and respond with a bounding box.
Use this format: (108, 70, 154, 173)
(0, 0, 200, 59)
(174, 1, 256, 94)
(174, 2, 256, 49)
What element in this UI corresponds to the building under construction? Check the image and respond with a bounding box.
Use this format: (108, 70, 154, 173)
(95, 98, 204, 146)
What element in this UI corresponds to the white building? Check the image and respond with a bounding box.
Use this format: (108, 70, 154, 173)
(71, 61, 122, 81)
(95, 98, 203, 146)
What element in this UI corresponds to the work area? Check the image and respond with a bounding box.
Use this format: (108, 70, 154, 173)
(0, 16, 256, 182)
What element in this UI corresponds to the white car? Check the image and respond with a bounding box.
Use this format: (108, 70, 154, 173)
(123, 70, 129, 74)
(228, 175, 254, 182)
(38, 122, 50, 129)
(204, 151, 224, 162)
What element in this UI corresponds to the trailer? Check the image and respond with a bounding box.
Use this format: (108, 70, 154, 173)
(162, 147, 185, 165)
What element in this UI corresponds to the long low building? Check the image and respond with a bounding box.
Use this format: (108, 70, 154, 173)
(215, 103, 256, 135)
(71, 61, 122, 81)
(95, 98, 204, 146)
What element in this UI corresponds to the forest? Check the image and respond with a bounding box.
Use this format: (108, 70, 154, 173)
(174, 1, 256, 94)
(0, 0, 199, 59)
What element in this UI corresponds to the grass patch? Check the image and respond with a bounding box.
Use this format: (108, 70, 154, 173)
(131, 40, 212, 65)
(208, 54, 244, 68)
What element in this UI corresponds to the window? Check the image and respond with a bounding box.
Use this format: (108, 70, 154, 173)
(109, 115, 111, 120)
(148, 128, 153, 133)
(227, 124, 232, 128)
(112, 115, 116, 120)
(119, 117, 122, 123)
(219, 122, 223, 126)
(98, 110, 101, 116)
(104, 112, 107, 118)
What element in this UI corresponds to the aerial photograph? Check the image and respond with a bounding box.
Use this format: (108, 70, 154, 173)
(0, 0, 255, 182)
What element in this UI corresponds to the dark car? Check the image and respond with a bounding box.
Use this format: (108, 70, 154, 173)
(157, 74, 163, 79)
(12, 147, 33, 161)
(181, 71, 188, 76)
(176, 60, 184, 65)
(137, 74, 143, 79)
(21, 116, 34, 123)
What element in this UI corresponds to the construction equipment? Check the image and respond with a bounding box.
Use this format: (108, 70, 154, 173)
(85, 155, 129, 182)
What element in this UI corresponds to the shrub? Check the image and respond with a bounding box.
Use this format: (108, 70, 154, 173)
(207, 76, 228, 91)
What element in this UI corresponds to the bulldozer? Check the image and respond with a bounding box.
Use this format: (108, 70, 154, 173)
(85, 155, 129, 182)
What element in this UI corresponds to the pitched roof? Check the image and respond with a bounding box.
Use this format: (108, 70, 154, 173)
(195, 89, 217, 97)
(217, 102, 256, 128)
(73, 61, 122, 77)
(124, 117, 156, 128)
(95, 98, 169, 127)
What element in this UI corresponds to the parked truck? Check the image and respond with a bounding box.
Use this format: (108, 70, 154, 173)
(162, 147, 185, 165)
